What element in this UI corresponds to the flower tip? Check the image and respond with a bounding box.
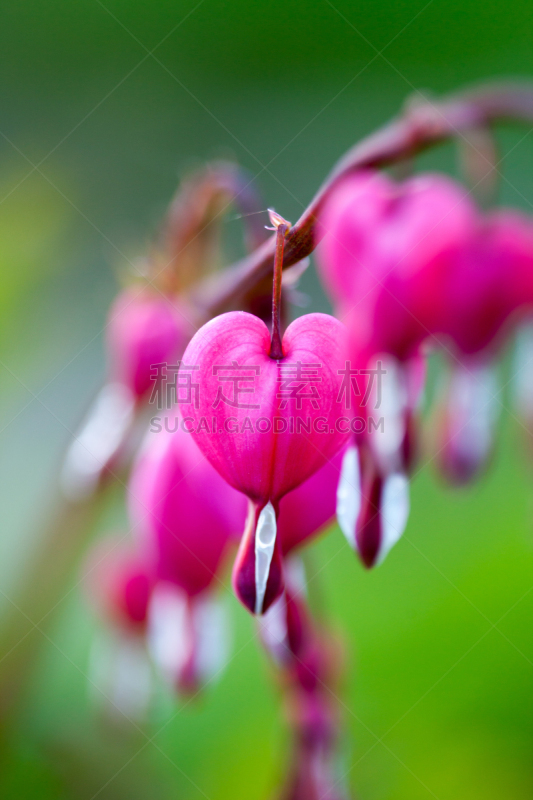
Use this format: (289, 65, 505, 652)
(357, 535, 381, 569)
(232, 502, 285, 615)
(336, 446, 409, 569)
(267, 208, 291, 232)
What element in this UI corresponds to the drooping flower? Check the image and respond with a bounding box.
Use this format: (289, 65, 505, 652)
(317, 171, 477, 478)
(317, 170, 476, 357)
(61, 285, 193, 500)
(179, 310, 349, 614)
(317, 171, 476, 565)
(331, 351, 418, 568)
(426, 211, 533, 484)
(129, 424, 247, 595)
(83, 537, 154, 634)
(82, 538, 155, 720)
(128, 423, 247, 691)
(178, 213, 349, 614)
(319, 169, 533, 555)
(107, 285, 192, 404)
(336, 442, 410, 568)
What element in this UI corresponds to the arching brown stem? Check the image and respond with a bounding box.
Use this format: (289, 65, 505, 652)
(193, 81, 533, 317)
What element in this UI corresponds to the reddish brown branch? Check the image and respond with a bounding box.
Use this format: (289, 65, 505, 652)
(193, 81, 533, 317)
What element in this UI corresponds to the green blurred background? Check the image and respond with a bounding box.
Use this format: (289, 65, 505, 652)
(0, 1, 532, 797)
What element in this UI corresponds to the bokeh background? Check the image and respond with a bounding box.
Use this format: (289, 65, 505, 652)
(0, 1, 532, 798)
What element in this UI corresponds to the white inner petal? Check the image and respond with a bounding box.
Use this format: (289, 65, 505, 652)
(254, 502, 277, 615)
(192, 595, 231, 684)
(147, 583, 190, 685)
(369, 354, 407, 473)
(449, 363, 498, 465)
(336, 445, 361, 550)
(60, 382, 135, 500)
(89, 631, 152, 721)
(378, 472, 410, 565)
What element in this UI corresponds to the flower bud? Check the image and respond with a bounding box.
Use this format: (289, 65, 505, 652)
(107, 286, 191, 402)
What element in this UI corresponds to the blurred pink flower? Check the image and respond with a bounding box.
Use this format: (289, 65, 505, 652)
(437, 210, 533, 356)
(317, 170, 476, 359)
(128, 424, 247, 692)
(107, 286, 192, 402)
(129, 425, 247, 597)
(83, 538, 154, 633)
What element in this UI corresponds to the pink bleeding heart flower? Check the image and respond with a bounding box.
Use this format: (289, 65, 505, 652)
(316, 171, 478, 567)
(330, 349, 421, 568)
(61, 287, 193, 501)
(179, 310, 349, 614)
(437, 210, 533, 357)
(317, 170, 476, 359)
(83, 538, 154, 633)
(317, 169, 469, 478)
(129, 424, 247, 596)
(82, 539, 156, 719)
(107, 286, 192, 403)
(319, 169, 533, 361)
(179, 212, 349, 614)
(128, 423, 247, 691)
(412, 210, 533, 486)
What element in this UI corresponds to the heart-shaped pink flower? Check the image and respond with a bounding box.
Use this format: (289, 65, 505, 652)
(317, 170, 477, 359)
(179, 309, 349, 613)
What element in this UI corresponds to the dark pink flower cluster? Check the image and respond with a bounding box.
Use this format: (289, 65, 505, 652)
(318, 169, 533, 565)
(87, 167, 533, 657)
(82, 166, 533, 706)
